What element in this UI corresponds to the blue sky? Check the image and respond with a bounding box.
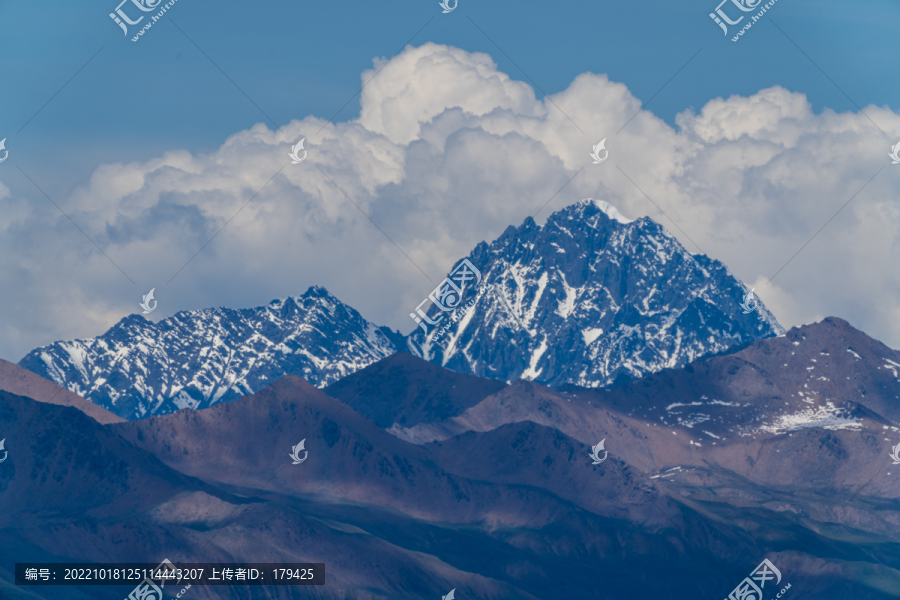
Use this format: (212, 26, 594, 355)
(0, 0, 899, 361)
(2, 0, 896, 182)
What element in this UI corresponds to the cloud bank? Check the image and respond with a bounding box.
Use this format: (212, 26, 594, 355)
(2, 42, 898, 360)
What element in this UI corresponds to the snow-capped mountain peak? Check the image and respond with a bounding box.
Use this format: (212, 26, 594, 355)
(19, 286, 402, 420)
(406, 199, 783, 387)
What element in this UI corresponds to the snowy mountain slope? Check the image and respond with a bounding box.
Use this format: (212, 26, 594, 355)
(18, 286, 403, 419)
(406, 198, 784, 387)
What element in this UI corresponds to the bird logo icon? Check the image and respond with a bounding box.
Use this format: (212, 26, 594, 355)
(289, 138, 307, 164)
(439, 0, 457, 13)
(890, 442, 900, 465)
(139, 288, 157, 314)
(290, 439, 308, 464)
(0, 438, 7, 463)
(589, 439, 608, 465)
(0, 138, 8, 163)
(442, 589, 456, 600)
(739, 288, 759, 315)
(890, 141, 900, 165)
(589, 139, 608, 164)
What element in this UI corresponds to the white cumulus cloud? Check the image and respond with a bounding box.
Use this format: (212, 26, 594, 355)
(1, 41, 899, 361)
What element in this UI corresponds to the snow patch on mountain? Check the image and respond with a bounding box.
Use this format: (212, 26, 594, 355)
(589, 199, 633, 225)
(756, 401, 863, 434)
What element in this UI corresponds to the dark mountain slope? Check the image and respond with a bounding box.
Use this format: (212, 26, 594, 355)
(0, 358, 123, 424)
(323, 351, 507, 429)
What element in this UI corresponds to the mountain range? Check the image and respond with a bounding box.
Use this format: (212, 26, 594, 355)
(17, 200, 783, 420)
(18, 287, 403, 420)
(1, 317, 898, 599)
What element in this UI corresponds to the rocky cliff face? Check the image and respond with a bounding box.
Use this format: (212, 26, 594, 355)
(407, 198, 783, 387)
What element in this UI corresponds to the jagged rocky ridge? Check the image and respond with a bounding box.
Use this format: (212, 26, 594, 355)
(20, 199, 783, 419)
(406, 199, 784, 386)
(18, 287, 402, 419)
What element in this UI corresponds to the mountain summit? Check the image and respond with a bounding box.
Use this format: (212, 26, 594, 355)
(406, 199, 783, 387)
(18, 286, 402, 419)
